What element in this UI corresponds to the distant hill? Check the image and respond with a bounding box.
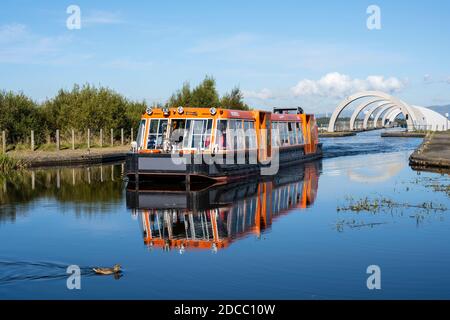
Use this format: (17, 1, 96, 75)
(428, 105, 450, 116)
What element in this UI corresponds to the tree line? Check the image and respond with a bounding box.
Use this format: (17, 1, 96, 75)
(0, 76, 249, 145)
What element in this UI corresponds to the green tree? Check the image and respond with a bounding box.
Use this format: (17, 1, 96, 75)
(0, 91, 44, 144)
(220, 87, 249, 110)
(190, 76, 220, 108)
(41, 84, 146, 136)
(166, 76, 251, 110)
(167, 82, 192, 107)
(126, 100, 147, 132)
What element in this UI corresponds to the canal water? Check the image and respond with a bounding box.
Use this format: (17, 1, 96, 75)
(0, 130, 449, 299)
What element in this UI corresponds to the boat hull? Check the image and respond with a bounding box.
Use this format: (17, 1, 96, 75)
(126, 144, 322, 183)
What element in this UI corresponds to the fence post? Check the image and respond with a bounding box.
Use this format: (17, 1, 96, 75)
(31, 171, 35, 190)
(2, 130, 5, 153)
(31, 130, 34, 151)
(121, 128, 124, 145)
(131, 127, 134, 142)
(111, 128, 114, 147)
(56, 129, 60, 151)
(100, 129, 103, 148)
(72, 129, 75, 150)
(87, 129, 91, 150)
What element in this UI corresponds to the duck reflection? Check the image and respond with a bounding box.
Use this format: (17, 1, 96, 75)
(126, 161, 321, 252)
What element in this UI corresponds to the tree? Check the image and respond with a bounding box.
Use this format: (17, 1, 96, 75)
(0, 91, 44, 143)
(220, 87, 249, 110)
(166, 76, 251, 110)
(167, 82, 192, 108)
(41, 84, 146, 135)
(190, 76, 220, 108)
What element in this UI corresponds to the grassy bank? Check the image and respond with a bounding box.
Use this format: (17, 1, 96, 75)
(0, 154, 25, 173)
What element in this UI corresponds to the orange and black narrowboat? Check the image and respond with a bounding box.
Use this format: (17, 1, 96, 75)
(125, 106, 322, 183)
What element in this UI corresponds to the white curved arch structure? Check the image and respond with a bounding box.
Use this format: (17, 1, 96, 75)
(383, 107, 402, 126)
(386, 109, 403, 125)
(363, 102, 396, 129)
(328, 91, 417, 132)
(328, 91, 449, 132)
(349, 98, 386, 130)
(372, 104, 397, 128)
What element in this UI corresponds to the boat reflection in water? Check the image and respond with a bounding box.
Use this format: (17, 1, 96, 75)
(126, 161, 321, 253)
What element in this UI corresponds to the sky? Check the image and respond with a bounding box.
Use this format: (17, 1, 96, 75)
(1, 0, 450, 113)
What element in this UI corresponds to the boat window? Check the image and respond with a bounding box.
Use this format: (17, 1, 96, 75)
(235, 120, 245, 150)
(182, 119, 212, 150)
(227, 120, 237, 150)
(288, 122, 296, 145)
(136, 119, 147, 149)
(147, 119, 168, 149)
(280, 122, 289, 146)
(169, 119, 186, 150)
(217, 120, 228, 150)
(244, 121, 257, 149)
(296, 122, 304, 144)
(203, 119, 213, 149)
(271, 122, 280, 147)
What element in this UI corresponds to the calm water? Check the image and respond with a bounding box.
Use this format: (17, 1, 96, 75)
(1, 130, 449, 299)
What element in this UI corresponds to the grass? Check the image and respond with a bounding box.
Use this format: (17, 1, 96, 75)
(0, 153, 25, 173)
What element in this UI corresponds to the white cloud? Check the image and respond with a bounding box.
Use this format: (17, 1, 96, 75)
(243, 88, 273, 100)
(291, 72, 405, 98)
(424, 74, 432, 83)
(83, 11, 123, 26)
(0, 23, 84, 65)
(0, 24, 27, 43)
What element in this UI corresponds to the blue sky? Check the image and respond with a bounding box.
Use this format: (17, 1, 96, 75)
(1, 0, 450, 112)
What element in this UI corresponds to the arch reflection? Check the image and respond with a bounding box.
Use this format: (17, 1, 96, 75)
(126, 161, 321, 252)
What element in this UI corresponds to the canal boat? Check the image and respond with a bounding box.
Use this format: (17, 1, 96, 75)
(126, 106, 322, 183)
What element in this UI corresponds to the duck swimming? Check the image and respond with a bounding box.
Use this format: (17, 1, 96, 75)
(93, 264, 121, 275)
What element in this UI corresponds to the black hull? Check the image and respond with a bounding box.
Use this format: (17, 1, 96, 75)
(126, 144, 323, 183)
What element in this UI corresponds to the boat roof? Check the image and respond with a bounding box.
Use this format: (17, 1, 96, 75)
(142, 107, 312, 121)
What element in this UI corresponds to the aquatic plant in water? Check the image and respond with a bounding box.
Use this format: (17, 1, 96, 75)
(337, 196, 447, 214)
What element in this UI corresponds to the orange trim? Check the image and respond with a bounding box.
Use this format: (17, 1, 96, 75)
(143, 211, 152, 242)
(142, 119, 149, 150)
(139, 149, 161, 154)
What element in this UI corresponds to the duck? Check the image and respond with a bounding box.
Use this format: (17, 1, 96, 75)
(93, 264, 121, 275)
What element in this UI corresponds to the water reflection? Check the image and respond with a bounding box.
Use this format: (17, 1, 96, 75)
(346, 153, 407, 183)
(0, 163, 125, 222)
(126, 161, 321, 252)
